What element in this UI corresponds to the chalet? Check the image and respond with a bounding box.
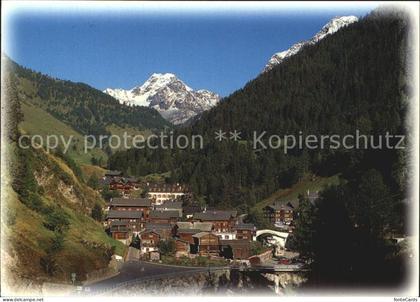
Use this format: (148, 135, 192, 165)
(147, 182, 189, 205)
(109, 197, 150, 210)
(173, 222, 213, 245)
(183, 203, 204, 219)
(174, 239, 190, 258)
(193, 210, 237, 232)
(109, 177, 137, 192)
(233, 223, 256, 241)
(263, 200, 299, 226)
(192, 232, 220, 256)
(106, 210, 144, 231)
(139, 230, 160, 253)
(109, 197, 151, 219)
(154, 200, 183, 217)
(220, 240, 251, 260)
(109, 180, 132, 192)
(149, 210, 180, 225)
(144, 223, 173, 240)
(126, 177, 140, 189)
(109, 221, 130, 241)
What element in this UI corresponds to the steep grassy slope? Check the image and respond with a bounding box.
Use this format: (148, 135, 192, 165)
(2, 65, 126, 293)
(80, 164, 107, 180)
(19, 100, 107, 165)
(2, 144, 125, 292)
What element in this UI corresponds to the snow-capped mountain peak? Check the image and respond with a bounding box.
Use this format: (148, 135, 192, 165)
(313, 16, 359, 42)
(263, 16, 358, 72)
(104, 73, 219, 125)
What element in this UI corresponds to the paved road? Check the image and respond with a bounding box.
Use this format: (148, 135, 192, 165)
(86, 260, 216, 293)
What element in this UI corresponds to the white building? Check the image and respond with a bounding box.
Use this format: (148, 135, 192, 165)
(146, 182, 189, 205)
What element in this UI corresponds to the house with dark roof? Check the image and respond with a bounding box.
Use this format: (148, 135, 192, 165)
(106, 210, 144, 220)
(192, 232, 220, 256)
(193, 210, 238, 232)
(106, 209, 145, 231)
(102, 171, 140, 193)
(144, 223, 173, 240)
(175, 239, 190, 258)
(139, 230, 160, 254)
(154, 200, 183, 217)
(149, 210, 180, 225)
(109, 180, 132, 192)
(109, 197, 152, 219)
(109, 221, 130, 241)
(183, 203, 204, 219)
(175, 221, 213, 232)
(146, 182, 190, 205)
(173, 222, 214, 245)
(220, 239, 252, 259)
(109, 176, 141, 193)
(110, 197, 151, 207)
(233, 223, 256, 241)
(263, 199, 299, 226)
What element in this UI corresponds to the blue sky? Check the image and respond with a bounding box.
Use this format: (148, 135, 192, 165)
(4, 3, 376, 97)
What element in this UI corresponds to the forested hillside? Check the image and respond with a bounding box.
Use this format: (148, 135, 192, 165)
(5, 57, 172, 136)
(108, 9, 412, 285)
(109, 9, 409, 216)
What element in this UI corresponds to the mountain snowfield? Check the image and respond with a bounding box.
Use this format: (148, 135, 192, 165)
(263, 16, 359, 72)
(104, 73, 220, 125)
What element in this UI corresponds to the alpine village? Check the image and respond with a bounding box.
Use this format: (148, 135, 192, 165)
(101, 169, 303, 262)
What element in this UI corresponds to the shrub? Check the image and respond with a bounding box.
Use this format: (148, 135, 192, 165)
(130, 235, 141, 249)
(21, 192, 47, 213)
(157, 239, 176, 256)
(196, 256, 208, 266)
(250, 241, 267, 256)
(91, 203, 103, 221)
(87, 174, 99, 190)
(101, 187, 120, 201)
(44, 209, 70, 233)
